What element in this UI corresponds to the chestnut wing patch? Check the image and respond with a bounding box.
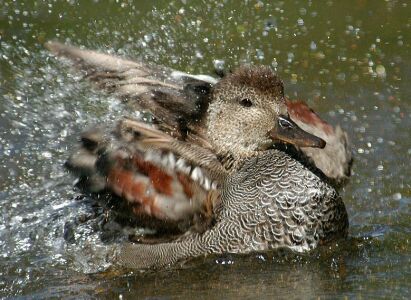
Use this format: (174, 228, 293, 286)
(103, 148, 214, 222)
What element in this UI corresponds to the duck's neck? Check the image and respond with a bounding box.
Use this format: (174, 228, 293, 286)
(215, 148, 269, 173)
(215, 150, 236, 171)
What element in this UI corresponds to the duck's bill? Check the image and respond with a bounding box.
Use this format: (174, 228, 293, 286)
(269, 115, 326, 148)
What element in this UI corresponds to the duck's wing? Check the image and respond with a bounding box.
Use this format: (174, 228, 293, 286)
(45, 41, 216, 139)
(117, 118, 227, 178)
(66, 117, 224, 231)
(286, 100, 353, 185)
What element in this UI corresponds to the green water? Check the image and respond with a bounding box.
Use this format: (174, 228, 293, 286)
(1, 0, 410, 298)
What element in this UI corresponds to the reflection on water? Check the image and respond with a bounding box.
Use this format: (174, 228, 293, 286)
(1, 0, 410, 298)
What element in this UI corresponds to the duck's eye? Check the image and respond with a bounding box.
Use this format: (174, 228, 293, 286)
(239, 98, 253, 107)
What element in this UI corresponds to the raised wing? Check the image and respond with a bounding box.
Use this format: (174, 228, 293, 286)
(286, 100, 352, 185)
(45, 41, 216, 139)
(66, 117, 223, 231)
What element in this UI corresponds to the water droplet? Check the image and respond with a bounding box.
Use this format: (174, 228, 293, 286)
(256, 49, 264, 60)
(195, 50, 203, 59)
(392, 193, 402, 201)
(376, 65, 386, 78)
(212, 59, 224, 70)
(42, 151, 52, 159)
(310, 41, 317, 51)
(287, 52, 294, 63)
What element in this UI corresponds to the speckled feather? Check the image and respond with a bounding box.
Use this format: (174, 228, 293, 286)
(117, 149, 348, 269)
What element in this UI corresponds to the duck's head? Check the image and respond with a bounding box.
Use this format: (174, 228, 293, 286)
(206, 65, 325, 160)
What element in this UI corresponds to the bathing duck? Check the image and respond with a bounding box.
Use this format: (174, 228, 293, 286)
(46, 42, 351, 268)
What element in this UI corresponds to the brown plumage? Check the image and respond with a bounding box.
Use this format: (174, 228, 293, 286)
(46, 42, 352, 268)
(215, 65, 284, 97)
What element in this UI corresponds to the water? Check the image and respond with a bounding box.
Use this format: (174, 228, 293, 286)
(1, 0, 410, 298)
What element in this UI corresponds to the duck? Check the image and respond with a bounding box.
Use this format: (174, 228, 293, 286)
(46, 42, 351, 269)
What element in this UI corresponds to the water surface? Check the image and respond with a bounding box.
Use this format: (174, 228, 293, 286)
(1, 0, 410, 298)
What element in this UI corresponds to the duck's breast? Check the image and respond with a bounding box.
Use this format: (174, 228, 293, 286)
(216, 149, 348, 252)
